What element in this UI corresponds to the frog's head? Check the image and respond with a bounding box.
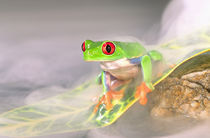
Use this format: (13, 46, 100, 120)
(82, 40, 146, 61)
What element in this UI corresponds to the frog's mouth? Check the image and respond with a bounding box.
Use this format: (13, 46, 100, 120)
(83, 50, 123, 61)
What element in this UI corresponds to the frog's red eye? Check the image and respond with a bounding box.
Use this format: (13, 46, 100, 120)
(81, 41, 86, 52)
(102, 42, 115, 55)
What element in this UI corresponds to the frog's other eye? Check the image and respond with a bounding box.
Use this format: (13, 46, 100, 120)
(102, 42, 115, 55)
(81, 41, 86, 52)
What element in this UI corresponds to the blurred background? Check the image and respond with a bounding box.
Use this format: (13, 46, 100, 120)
(0, 0, 168, 110)
(0, 0, 209, 138)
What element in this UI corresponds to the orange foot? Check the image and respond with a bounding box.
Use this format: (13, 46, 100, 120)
(93, 89, 124, 113)
(135, 82, 152, 105)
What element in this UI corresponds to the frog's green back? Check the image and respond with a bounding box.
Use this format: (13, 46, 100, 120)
(114, 41, 147, 59)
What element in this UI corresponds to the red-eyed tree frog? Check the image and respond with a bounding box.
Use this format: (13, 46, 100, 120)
(82, 40, 163, 112)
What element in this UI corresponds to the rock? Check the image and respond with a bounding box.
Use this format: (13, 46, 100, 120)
(181, 70, 210, 90)
(148, 69, 210, 119)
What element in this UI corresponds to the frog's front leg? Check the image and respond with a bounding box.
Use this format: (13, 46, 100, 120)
(135, 55, 154, 105)
(94, 71, 124, 113)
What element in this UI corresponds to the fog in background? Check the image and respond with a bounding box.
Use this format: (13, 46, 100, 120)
(0, 0, 167, 112)
(0, 0, 209, 138)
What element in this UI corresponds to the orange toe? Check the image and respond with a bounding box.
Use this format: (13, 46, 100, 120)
(135, 85, 142, 98)
(93, 90, 124, 113)
(111, 89, 124, 100)
(141, 82, 152, 93)
(139, 90, 147, 105)
(93, 96, 104, 113)
(104, 91, 113, 110)
(139, 97, 147, 105)
(135, 82, 152, 105)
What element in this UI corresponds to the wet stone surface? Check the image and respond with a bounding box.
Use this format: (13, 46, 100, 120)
(148, 69, 210, 119)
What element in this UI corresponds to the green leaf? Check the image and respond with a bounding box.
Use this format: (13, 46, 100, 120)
(0, 78, 140, 137)
(0, 81, 103, 137)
